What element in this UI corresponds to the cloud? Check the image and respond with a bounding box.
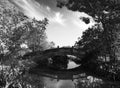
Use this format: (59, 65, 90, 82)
(9, 0, 45, 20)
(51, 12, 66, 25)
(9, 0, 66, 25)
(72, 11, 96, 30)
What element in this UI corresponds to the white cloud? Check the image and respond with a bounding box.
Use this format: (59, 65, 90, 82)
(52, 12, 66, 25)
(72, 11, 96, 30)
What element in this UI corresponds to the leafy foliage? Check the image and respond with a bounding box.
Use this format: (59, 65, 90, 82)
(0, 0, 51, 88)
(0, 8, 48, 54)
(56, 0, 120, 86)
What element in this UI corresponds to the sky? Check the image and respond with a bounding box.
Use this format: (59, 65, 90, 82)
(9, 0, 95, 47)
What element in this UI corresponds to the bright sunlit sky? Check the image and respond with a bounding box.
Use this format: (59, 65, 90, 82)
(9, 0, 95, 47)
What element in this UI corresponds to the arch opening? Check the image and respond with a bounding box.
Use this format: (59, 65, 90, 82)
(44, 55, 81, 70)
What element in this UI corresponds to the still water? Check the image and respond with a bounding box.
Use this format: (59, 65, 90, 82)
(43, 60, 79, 88)
(43, 77, 77, 88)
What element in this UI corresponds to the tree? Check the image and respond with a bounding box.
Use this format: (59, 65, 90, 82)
(56, 0, 120, 83)
(0, 0, 48, 57)
(0, 0, 49, 87)
(57, 0, 120, 61)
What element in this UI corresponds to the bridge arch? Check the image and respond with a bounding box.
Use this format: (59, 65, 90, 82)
(22, 47, 85, 62)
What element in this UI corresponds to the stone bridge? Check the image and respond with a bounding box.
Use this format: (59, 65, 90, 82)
(22, 47, 85, 80)
(22, 47, 85, 62)
(22, 47, 120, 83)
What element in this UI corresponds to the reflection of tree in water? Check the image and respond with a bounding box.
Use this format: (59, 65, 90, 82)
(51, 55, 69, 70)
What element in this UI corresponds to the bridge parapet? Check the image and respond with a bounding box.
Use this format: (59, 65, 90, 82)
(22, 47, 85, 61)
(42, 47, 85, 57)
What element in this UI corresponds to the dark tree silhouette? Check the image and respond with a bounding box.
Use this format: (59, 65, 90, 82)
(51, 55, 69, 69)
